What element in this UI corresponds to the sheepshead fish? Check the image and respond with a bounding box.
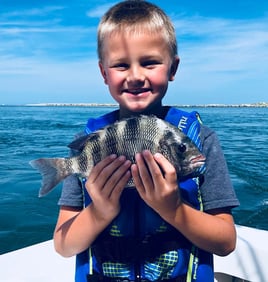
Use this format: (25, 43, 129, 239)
(30, 115, 205, 197)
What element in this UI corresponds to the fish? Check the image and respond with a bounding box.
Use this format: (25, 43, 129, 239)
(30, 115, 205, 197)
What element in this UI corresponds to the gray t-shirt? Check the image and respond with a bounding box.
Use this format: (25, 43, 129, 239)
(58, 124, 240, 211)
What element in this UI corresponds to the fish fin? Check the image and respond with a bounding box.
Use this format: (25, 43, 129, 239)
(68, 135, 89, 150)
(68, 132, 100, 151)
(29, 158, 69, 197)
(68, 132, 101, 151)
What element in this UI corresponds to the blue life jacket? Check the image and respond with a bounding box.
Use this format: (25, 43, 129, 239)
(75, 107, 213, 282)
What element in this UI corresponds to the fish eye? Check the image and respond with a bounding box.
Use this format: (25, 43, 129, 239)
(178, 143, 186, 153)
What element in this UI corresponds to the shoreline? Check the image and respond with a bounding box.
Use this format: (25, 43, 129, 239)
(1, 102, 268, 107)
(0, 102, 268, 108)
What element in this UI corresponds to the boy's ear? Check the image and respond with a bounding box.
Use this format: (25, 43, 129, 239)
(99, 61, 108, 84)
(169, 56, 180, 81)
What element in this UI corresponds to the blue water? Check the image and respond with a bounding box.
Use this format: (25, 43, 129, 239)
(0, 106, 267, 254)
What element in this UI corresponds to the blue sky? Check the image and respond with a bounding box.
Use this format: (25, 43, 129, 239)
(1, 0, 268, 105)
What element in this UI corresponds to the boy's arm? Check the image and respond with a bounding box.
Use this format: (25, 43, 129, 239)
(164, 204, 236, 256)
(132, 150, 236, 257)
(54, 155, 131, 257)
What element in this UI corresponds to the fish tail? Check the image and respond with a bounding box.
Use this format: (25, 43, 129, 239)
(29, 158, 70, 197)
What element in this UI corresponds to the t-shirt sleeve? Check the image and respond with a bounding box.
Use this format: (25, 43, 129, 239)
(57, 174, 84, 208)
(200, 125, 240, 211)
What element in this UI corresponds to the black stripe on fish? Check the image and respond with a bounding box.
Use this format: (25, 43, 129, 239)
(104, 123, 120, 156)
(122, 117, 141, 162)
(164, 130, 175, 144)
(76, 151, 89, 174)
(89, 133, 102, 165)
(123, 117, 140, 140)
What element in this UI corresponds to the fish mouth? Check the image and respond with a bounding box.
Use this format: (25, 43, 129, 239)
(190, 154, 206, 167)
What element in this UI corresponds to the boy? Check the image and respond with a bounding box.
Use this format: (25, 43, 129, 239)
(54, 1, 239, 281)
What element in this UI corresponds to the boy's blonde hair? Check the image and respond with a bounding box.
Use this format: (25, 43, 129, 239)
(97, 0, 178, 61)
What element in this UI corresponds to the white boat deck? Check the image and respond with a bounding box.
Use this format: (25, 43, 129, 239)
(214, 225, 268, 282)
(1, 225, 268, 282)
(0, 239, 74, 282)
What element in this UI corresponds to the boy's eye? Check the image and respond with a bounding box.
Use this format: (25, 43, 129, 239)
(142, 60, 161, 68)
(112, 63, 129, 70)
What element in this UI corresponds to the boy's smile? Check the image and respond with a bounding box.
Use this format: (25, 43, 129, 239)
(99, 31, 179, 117)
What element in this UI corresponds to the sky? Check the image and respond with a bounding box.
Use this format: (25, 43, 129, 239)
(0, 0, 268, 105)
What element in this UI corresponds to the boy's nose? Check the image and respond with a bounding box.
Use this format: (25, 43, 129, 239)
(126, 66, 145, 84)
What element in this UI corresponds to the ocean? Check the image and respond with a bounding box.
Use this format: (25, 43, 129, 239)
(0, 105, 267, 255)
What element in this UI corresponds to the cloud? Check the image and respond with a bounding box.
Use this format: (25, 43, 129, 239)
(175, 15, 268, 48)
(86, 2, 117, 18)
(162, 15, 268, 104)
(173, 15, 268, 73)
(0, 55, 109, 104)
(2, 6, 65, 18)
(0, 7, 96, 62)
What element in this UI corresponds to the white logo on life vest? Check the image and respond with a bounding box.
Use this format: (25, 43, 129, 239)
(178, 116, 188, 130)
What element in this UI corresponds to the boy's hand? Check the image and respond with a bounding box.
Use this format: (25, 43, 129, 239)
(85, 155, 131, 223)
(131, 150, 181, 220)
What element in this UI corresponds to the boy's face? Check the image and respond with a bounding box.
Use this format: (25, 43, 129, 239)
(99, 31, 179, 116)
